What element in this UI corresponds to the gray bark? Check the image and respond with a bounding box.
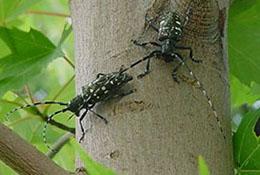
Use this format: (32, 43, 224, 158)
(70, 0, 233, 174)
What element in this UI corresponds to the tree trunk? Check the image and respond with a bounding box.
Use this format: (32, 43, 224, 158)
(70, 0, 233, 174)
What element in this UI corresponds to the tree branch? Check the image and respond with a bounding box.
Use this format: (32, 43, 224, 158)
(46, 132, 74, 159)
(0, 123, 70, 175)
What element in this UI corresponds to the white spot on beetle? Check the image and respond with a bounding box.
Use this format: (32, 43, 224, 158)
(208, 100, 213, 107)
(175, 27, 181, 31)
(176, 21, 181, 25)
(160, 20, 166, 25)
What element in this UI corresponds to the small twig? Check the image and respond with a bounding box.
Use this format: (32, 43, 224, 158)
(45, 118, 75, 134)
(15, 86, 75, 133)
(2, 98, 75, 134)
(46, 132, 74, 158)
(6, 111, 75, 134)
(63, 55, 75, 69)
(44, 75, 75, 113)
(24, 85, 35, 103)
(31, 106, 75, 134)
(27, 10, 70, 18)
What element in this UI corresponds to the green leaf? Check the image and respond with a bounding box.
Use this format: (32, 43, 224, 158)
(234, 109, 260, 174)
(0, 25, 71, 96)
(231, 75, 260, 107)
(198, 156, 210, 175)
(230, 0, 256, 15)
(229, 1, 260, 86)
(0, 0, 40, 26)
(71, 139, 116, 175)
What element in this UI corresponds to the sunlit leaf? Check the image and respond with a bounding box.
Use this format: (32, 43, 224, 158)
(0, 25, 71, 97)
(198, 156, 210, 175)
(0, 27, 60, 96)
(231, 75, 260, 107)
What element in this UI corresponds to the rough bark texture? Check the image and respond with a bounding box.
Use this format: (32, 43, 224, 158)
(0, 123, 70, 175)
(70, 0, 233, 174)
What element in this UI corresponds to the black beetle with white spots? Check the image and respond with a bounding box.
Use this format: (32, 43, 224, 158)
(6, 68, 134, 151)
(123, 9, 226, 140)
(6, 6, 226, 152)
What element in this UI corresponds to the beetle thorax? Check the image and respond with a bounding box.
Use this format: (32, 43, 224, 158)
(158, 12, 183, 41)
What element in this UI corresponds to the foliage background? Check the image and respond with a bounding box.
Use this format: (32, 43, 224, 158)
(0, 0, 259, 174)
(0, 0, 75, 174)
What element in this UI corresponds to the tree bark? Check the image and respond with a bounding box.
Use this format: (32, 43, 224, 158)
(0, 123, 70, 175)
(70, 0, 233, 174)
